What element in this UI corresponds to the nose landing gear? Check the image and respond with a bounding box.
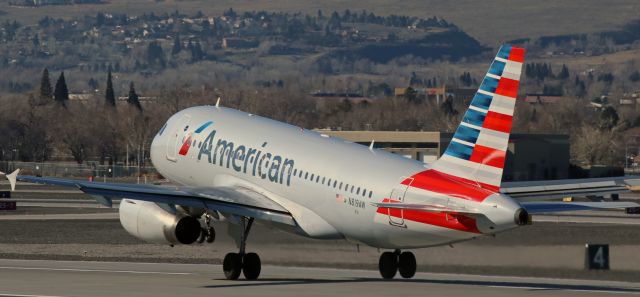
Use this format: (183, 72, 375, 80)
(378, 250, 416, 279)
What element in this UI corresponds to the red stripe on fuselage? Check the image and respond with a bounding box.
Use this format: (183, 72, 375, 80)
(402, 170, 497, 202)
(377, 198, 480, 234)
(470, 144, 506, 168)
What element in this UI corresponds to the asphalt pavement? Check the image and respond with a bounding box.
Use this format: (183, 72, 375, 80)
(0, 259, 638, 297)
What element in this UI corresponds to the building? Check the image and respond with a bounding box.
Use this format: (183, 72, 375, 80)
(222, 38, 259, 49)
(524, 94, 565, 104)
(318, 130, 569, 182)
(395, 87, 445, 104)
(395, 86, 476, 104)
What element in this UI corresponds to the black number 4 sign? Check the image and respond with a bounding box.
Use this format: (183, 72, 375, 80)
(586, 244, 610, 270)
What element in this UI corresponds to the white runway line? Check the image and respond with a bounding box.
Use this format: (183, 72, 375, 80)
(0, 213, 118, 220)
(0, 294, 66, 297)
(0, 266, 193, 275)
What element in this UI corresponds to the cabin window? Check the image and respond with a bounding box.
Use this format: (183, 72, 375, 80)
(316, 175, 320, 183)
(350, 185, 354, 193)
(369, 191, 373, 198)
(333, 180, 337, 188)
(322, 177, 326, 184)
(158, 123, 168, 135)
(293, 169, 297, 176)
(305, 172, 309, 179)
(310, 174, 315, 181)
(356, 187, 360, 195)
(339, 182, 343, 190)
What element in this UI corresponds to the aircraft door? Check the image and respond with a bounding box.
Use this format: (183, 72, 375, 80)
(387, 177, 413, 227)
(166, 114, 191, 162)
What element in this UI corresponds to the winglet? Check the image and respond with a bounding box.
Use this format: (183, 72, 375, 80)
(6, 169, 19, 191)
(369, 140, 375, 150)
(215, 97, 221, 107)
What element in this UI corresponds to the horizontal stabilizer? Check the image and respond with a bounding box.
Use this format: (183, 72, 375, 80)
(521, 201, 639, 214)
(3, 169, 19, 191)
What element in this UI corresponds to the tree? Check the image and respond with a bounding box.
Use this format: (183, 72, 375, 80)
(105, 70, 116, 107)
(441, 97, 458, 116)
(127, 82, 142, 111)
(39, 68, 53, 100)
(172, 34, 182, 55)
(404, 87, 419, 103)
(558, 64, 570, 79)
(53, 72, 69, 107)
(147, 41, 166, 67)
(598, 106, 619, 130)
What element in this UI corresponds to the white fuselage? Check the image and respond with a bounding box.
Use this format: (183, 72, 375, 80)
(150, 106, 522, 249)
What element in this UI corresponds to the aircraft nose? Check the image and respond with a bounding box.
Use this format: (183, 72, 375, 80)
(150, 133, 162, 165)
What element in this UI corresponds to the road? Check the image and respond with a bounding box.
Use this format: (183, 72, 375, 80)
(0, 259, 638, 297)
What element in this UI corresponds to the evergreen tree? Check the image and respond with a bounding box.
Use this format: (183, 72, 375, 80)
(441, 97, 458, 116)
(53, 72, 69, 107)
(404, 87, 419, 103)
(558, 64, 570, 79)
(105, 70, 116, 107)
(127, 81, 142, 111)
(599, 106, 619, 130)
(172, 34, 182, 55)
(39, 68, 53, 100)
(88, 78, 99, 90)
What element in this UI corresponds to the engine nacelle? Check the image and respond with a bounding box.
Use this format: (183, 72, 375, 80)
(119, 199, 201, 245)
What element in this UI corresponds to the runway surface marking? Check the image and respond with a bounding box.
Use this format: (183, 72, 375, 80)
(0, 293, 64, 297)
(0, 266, 192, 275)
(0, 213, 118, 220)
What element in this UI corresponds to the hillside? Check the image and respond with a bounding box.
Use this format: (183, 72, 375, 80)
(1, 0, 639, 45)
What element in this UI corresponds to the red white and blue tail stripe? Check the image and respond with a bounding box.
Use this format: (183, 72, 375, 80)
(431, 44, 525, 191)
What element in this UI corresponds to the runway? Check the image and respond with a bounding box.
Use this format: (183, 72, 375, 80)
(0, 259, 638, 297)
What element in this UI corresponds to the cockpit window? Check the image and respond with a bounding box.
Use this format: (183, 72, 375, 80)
(158, 123, 168, 136)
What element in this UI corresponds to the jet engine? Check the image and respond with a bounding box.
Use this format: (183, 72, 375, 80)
(119, 199, 202, 245)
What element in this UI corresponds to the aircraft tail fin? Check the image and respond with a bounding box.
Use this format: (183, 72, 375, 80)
(431, 44, 525, 192)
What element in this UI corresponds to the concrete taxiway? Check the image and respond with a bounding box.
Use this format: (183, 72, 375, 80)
(0, 259, 638, 297)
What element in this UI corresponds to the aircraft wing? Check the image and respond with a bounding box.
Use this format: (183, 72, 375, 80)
(16, 175, 296, 226)
(520, 201, 639, 213)
(500, 176, 640, 201)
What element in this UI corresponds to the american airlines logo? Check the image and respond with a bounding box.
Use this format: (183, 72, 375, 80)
(193, 124, 295, 187)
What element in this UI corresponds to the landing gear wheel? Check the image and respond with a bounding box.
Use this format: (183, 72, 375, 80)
(398, 252, 416, 279)
(378, 252, 398, 279)
(205, 227, 215, 243)
(242, 253, 261, 280)
(223, 253, 242, 280)
(197, 228, 206, 244)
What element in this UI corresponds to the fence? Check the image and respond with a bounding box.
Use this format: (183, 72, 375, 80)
(0, 161, 160, 180)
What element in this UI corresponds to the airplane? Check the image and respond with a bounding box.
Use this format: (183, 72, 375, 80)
(10, 44, 640, 280)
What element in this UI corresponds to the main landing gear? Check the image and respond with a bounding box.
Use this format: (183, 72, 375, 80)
(378, 250, 416, 279)
(197, 213, 216, 244)
(223, 217, 261, 280)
